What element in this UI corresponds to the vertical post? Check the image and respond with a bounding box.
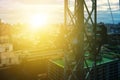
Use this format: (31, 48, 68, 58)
(64, 0, 68, 80)
(94, 0, 97, 79)
(95, 0, 97, 36)
(76, 0, 84, 79)
(64, 0, 68, 27)
(119, 0, 120, 10)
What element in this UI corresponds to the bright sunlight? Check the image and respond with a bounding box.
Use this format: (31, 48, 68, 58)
(29, 14, 48, 30)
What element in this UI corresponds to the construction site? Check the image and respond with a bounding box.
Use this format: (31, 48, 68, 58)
(0, 0, 120, 80)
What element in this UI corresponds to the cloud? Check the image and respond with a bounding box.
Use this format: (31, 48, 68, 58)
(0, 0, 119, 24)
(97, 0, 119, 11)
(11, 0, 63, 5)
(0, 0, 64, 24)
(84, 0, 120, 23)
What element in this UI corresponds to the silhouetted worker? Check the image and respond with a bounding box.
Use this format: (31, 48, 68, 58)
(99, 22, 107, 44)
(96, 22, 108, 53)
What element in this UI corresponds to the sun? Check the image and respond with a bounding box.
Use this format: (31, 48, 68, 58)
(29, 14, 48, 30)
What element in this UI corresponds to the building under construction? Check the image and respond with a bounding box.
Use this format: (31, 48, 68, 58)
(0, 0, 120, 80)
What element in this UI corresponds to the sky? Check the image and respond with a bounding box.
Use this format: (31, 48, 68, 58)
(0, 0, 120, 24)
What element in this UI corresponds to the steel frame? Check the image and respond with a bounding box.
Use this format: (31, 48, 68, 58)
(64, 0, 97, 80)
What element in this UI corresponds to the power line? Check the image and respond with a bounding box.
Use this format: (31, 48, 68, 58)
(107, 0, 114, 25)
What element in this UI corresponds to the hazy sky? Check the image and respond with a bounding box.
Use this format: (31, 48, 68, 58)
(0, 0, 119, 24)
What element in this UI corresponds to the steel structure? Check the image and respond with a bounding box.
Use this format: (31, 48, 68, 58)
(64, 0, 98, 80)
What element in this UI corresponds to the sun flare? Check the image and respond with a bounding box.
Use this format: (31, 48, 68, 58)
(29, 14, 48, 30)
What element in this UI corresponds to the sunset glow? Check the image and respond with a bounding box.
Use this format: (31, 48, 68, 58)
(28, 14, 48, 30)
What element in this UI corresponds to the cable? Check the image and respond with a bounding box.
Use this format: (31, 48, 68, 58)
(107, 0, 115, 25)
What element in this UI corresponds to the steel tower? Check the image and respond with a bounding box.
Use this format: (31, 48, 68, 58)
(64, 0, 97, 80)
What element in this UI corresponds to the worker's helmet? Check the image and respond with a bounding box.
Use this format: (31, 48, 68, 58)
(99, 22, 104, 25)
